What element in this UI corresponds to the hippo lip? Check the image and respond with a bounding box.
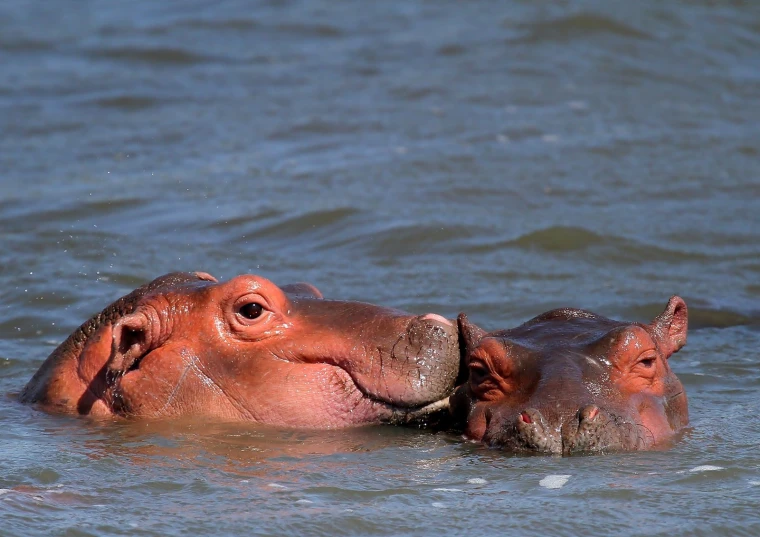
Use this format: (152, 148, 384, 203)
(339, 365, 456, 424)
(384, 397, 452, 425)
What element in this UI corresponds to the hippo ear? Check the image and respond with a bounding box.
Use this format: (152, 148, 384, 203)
(457, 313, 487, 357)
(651, 296, 688, 357)
(106, 312, 153, 380)
(280, 282, 324, 299)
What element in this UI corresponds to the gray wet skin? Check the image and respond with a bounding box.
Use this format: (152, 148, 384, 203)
(453, 298, 689, 455)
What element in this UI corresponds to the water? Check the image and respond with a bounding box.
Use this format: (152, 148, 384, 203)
(1, 0, 759, 534)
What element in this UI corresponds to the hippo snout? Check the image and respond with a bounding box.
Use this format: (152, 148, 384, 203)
(484, 406, 645, 455)
(561, 406, 646, 454)
(388, 313, 461, 406)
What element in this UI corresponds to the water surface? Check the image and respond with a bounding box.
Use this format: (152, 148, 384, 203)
(1, 1, 759, 535)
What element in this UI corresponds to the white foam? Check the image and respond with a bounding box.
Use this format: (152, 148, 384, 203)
(689, 465, 724, 473)
(431, 502, 446, 508)
(568, 100, 588, 110)
(749, 481, 760, 486)
(267, 483, 286, 489)
(433, 488, 463, 492)
(539, 475, 571, 489)
(295, 499, 313, 504)
(0, 489, 12, 497)
(467, 478, 487, 485)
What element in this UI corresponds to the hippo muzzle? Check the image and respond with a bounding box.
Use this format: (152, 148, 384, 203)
(483, 403, 658, 455)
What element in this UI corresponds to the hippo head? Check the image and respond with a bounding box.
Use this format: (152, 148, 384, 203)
(21, 272, 462, 428)
(451, 297, 689, 454)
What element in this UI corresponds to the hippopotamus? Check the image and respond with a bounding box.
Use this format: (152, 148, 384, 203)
(451, 297, 689, 454)
(20, 272, 461, 428)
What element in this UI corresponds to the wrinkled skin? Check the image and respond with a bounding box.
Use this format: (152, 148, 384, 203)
(451, 297, 689, 454)
(21, 272, 461, 428)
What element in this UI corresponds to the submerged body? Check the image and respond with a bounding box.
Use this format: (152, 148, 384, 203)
(21, 272, 461, 428)
(452, 297, 689, 454)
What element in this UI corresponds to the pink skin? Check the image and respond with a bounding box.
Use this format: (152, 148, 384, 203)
(21, 272, 461, 428)
(451, 297, 689, 454)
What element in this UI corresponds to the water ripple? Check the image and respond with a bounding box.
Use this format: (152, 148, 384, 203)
(86, 46, 220, 66)
(625, 303, 760, 330)
(512, 12, 652, 43)
(465, 226, 714, 264)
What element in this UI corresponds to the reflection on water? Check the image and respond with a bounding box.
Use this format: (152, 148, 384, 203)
(2, 0, 760, 535)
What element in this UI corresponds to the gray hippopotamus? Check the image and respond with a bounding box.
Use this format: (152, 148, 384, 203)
(451, 297, 689, 454)
(21, 272, 461, 428)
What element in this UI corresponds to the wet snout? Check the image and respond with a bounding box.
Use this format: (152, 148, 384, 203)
(561, 405, 644, 453)
(386, 313, 461, 406)
(486, 403, 643, 455)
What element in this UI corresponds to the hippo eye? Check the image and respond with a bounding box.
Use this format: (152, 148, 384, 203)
(469, 361, 490, 385)
(635, 351, 658, 370)
(238, 302, 264, 320)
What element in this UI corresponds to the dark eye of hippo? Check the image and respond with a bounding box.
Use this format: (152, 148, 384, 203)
(238, 302, 264, 320)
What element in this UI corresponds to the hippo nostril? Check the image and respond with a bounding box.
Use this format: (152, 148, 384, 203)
(520, 411, 533, 424)
(579, 405, 600, 422)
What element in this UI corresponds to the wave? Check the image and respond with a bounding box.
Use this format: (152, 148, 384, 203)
(465, 226, 713, 264)
(89, 95, 165, 110)
(511, 12, 651, 44)
(625, 303, 759, 330)
(87, 46, 218, 66)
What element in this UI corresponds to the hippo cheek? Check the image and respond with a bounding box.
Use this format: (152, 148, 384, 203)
(224, 362, 408, 428)
(111, 349, 242, 419)
(664, 389, 689, 431)
(115, 349, 406, 427)
(638, 396, 684, 447)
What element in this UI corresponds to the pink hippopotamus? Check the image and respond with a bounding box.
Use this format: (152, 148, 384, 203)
(451, 297, 689, 454)
(21, 272, 461, 428)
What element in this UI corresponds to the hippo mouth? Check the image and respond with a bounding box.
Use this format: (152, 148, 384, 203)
(328, 364, 457, 427)
(381, 395, 454, 426)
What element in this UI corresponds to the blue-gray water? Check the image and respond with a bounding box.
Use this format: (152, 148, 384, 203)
(1, 1, 759, 535)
